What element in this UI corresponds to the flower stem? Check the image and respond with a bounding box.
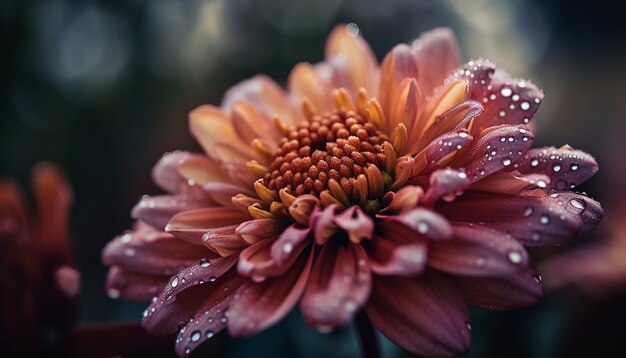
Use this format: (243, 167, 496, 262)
(356, 310, 381, 358)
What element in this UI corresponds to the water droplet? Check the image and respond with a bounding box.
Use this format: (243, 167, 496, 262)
(508, 251, 523, 264)
(537, 180, 547, 188)
(501, 87, 512, 97)
(142, 309, 148, 317)
(121, 233, 132, 243)
(107, 289, 120, 299)
(555, 179, 567, 190)
(124, 248, 136, 257)
(191, 330, 201, 342)
(209, 276, 217, 282)
(345, 23, 359, 37)
(552, 163, 562, 172)
(466, 322, 472, 331)
(520, 101, 530, 110)
(282, 242, 294, 253)
(417, 222, 429, 234)
(185, 348, 191, 355)
(530, 158, 539, 167)
(502, 158, 512, 166)
(200, 258, 211, 268)
(531, 232, 541, 242)
(170, 276, 179, 288)
(532, 274, 542, 283)
(205, 330, 214, 339)
(512, 94, 520, 101)
(570, 163, 579, 171)
(569, 198, 587, 214)
(499, 110, 506, 118)
(540, 214, 550, 224)
(523, 206, 534, 217)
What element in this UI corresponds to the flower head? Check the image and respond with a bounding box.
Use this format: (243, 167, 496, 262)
(103, 25, 603, 357)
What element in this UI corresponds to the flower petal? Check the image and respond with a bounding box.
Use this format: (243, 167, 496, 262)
(412, 27, 462, 97)
(428, 224, 530, 277)
(300, 243, 371, 330)
(515, 145, 599, 191)
(468, 171, 551, 195)
(102, 226, 214, 276)
(188, 105, 255, 163)
(238, 233, 306, 281)
(454, 266, 543, 309)
(310, 204, 341, 245)
(270, 224, 311, 267)
(221, 75, 299, 127)
(379, 185, 423, 215)
(106, 266, 166, 301)
(334, 206, 374, 243)
(142, 255, 240, 335)
(411, 131, 473, 176)
(203, 182, 255, 208)
(447, 58, 544, 133)
(288, 62, 333, 113)
(378, 207, 453, 241)
(436, 191, 588, 247)
(422, 168, 470, 206)
(365, 272, 471, 357)
(132, 194, 207, 231)
(378, 44, 419, 122)
(365, 221, 428, 276)
(325, 24, 378, 94)
(165, 207, 250, 244)
(235, 219, 287, 245)
(228, 249, 313, 337)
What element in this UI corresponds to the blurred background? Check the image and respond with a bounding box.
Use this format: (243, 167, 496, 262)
(2, 0, 625, 356)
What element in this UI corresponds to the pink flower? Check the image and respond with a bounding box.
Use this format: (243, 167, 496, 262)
(102, 25, 603, 357)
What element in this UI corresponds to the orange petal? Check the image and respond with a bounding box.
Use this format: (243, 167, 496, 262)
(288, 62, 333, 113)
(379, 44, 419, 123)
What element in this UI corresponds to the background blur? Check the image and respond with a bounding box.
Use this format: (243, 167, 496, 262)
(2, 0, 625, 357)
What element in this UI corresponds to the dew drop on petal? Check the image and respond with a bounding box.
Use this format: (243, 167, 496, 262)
(191, 330, 201, 342)
(508, 251, 523, 264)
(170, 275, 179, 288)
(200, 258, 211, 268)
(570, 163, 579, 171)
(209, 276, 217, 282)
(205, 330, 214, 339)
(501, 87, 513, 97)
(282, 242, 294, 253)
(552, 163, 562, 172)
(540, 214, 550, 224)
(532, 274, 543, 283)
(523, 206, 534, 217)
(569, 198, 587, 214)
(417, 222, 429, 234)
(520, 101, 530, 110)
(530, 158, 539, 167)
(502, 158, 512, 166)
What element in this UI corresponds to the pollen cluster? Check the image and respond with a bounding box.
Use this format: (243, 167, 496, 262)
(263, 110, 389, 197)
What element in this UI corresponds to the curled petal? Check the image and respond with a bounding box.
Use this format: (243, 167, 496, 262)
(365, 222, 428, 276)
(447, 58, 544, 133)
(334, 206, 374, 243)
(428, 224, 530, 277)
(301, 243, 371, 330)
(379, 185, 423, 215)
(228, 249, 313, 337)
(202, 229, 248, 257)
(288, 195, 319, 226)
(166, 207, 249, 244)
(151, 151, 191, 194)
(236, 219, 287, 245)
(365, 272, 471, 357)
(142, 255, 240, 335)
(412, 131, 474, 175)
(454, 266, 543, 309)
(378, 207, 453, 241)
(455, 125, 534, 182)
(310, 204, 341, 245)
(422, 168, 470, 206)
(436, 191, 588, 247)
(412, 27, 462, 97)
(270, 224, 311, 267)
(389, 78, 423, 139)
(106, 266, 166, 301)
(325, 24, 378, 94)
(132, 195, 206, 231)
(515, 145, 599, 191)
(545, 191, 603, 234)
(102, 226, 212, 276)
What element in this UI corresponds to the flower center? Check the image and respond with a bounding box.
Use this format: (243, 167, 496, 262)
(263, 109, 389, 198)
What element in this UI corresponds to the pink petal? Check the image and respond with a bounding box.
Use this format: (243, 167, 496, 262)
(142, 255, 240, 335)
(515, 146, 599, 191)
(270, 224, 311, 267)
(228, 249, 313, 337)
(300, 243, 371, 330)
(231, 101, 278, 146)
(422, 168, 470, 206)
(379, 185, 423, 215)
(454, 125, 534, 182)
(468, 171, 551, 195)
(454, 266, 543, 309)
(132, 194, 207, 231)
(365, 221, 428, 276)
(310, 204, 341, 245)
(165, 207, 249, 244)
(378, 44, 419, 121)
(106, 266, 166, 301)
(378, 207, 453, 241)
(412, 28, 462, 97)
(151, 151, 192, 194)
(325, 24, 378, 94)
(365, 272, 471, 357)
(410, 131, 473, 176)
(203, 182, 255, 208)
(428, 224, 530, 277)
(436, 191, 588, 247)
(102, 226, 213, 276)
(334, 206, 374, 243)
(447, 58, 544, 134)
(238, 235, 306, 281)
(235, 218, 287, 245)
(221, 75, 299, 127)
